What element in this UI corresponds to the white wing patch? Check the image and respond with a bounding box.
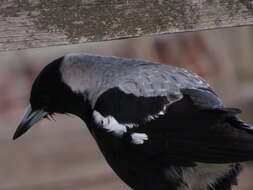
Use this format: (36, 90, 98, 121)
(93, 111, 149, 145)
(93, 111, 127, 136)
(145, 105, 167, 122)
(131, 133, 148, 144)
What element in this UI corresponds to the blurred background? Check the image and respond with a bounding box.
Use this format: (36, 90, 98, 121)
(1, 26, 253, 190)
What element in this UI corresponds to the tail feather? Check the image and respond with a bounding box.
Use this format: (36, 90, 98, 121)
(212, 107, 242, 115)
(228, 116, 253, 134)
(211, 107, 253, 135)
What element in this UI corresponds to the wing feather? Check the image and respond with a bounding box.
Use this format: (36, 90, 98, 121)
(94, 87, 253, 164)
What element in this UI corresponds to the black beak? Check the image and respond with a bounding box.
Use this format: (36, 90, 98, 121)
(13, 105, 48, 140)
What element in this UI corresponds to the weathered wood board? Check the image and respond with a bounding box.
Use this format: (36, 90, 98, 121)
(0, 0, 253, 51)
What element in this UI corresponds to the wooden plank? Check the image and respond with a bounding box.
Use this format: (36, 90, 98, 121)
(0, 0, 253, 51)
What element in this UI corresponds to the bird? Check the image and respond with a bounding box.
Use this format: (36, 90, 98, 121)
(13, 53, 253, 190)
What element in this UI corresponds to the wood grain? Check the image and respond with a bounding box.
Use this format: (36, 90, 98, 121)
(0, 0, 253, 51)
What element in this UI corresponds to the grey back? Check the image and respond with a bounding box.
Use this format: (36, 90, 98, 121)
(60, 54, 210, 107)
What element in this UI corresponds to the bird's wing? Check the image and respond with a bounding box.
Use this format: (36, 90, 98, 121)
(93, 85, 253, 164)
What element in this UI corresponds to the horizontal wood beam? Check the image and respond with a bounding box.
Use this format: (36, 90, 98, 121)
(1, 0, 253, 51)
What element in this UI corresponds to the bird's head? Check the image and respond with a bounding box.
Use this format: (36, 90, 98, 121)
(13, 56, 90, 140)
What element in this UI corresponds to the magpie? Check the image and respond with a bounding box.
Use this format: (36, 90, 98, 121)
(13, 53, 253, 190)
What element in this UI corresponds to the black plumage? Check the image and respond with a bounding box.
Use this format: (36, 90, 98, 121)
(13, 54, 253, 190)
